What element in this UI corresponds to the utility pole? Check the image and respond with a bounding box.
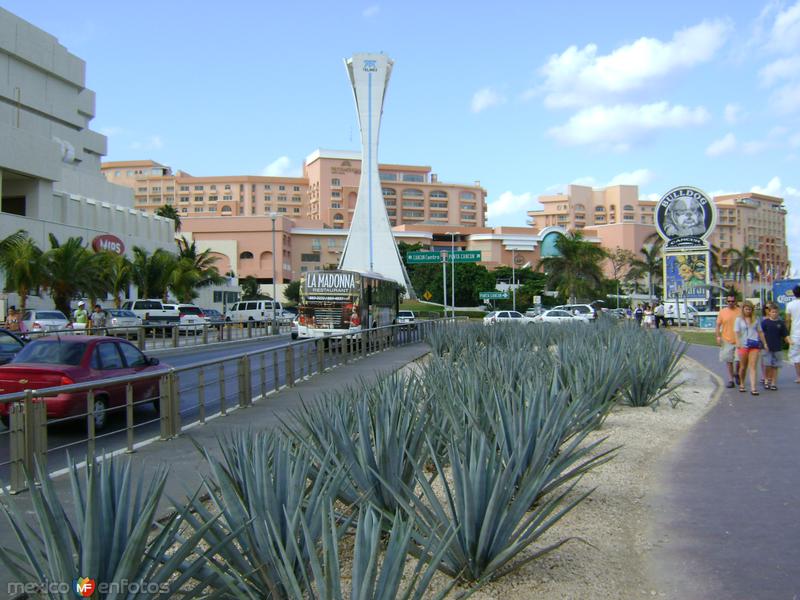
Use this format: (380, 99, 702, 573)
(440, 250, 448, 318)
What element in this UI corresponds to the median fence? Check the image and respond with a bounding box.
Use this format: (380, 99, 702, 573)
(0, 319, 448, 494)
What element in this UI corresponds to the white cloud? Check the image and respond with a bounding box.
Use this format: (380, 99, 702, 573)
(706, 132, 737, 156)
(607, 168, 654, 187)
(547, 102, 710, 150)
(642, 192, 661, 201)
(759, 56, 800, 86)
(770, 81, 800, 113)
(486, 191, 535, 221)
(767, 1, 800, 54)
(538, 19, 731, 108)
(100, 126, 125, 137)
(362, 5, 379, 18)
(723, 103, 743, 124)
(261, 156, 300, 177)
(471, 87, 506, 113)
(130, 135, 163, 150)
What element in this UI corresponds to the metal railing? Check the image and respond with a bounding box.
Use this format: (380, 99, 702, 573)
(17, 319, 291, 351)
(0, 318, 448, 493)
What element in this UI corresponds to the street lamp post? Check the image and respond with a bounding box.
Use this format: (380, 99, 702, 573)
(440, 250, 448, 318)
(270, 213, 278, 327)
(511, 248, 516, 312)
(447, 232, 459, 318)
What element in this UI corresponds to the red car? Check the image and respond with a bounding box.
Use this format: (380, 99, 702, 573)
(0, 336, 167, 430)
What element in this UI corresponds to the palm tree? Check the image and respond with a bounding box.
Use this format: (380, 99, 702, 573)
(175, 236, 224, 289)
(97, 252, 133, 308)
(41, 235, 97, 316)
(536, 231, 608, 303)
(155, 204, 181, 232)
(131, 247, 177, 301)
(0, 230, 43, 311)
(629, 237, 664, 301)
(724, 246, 760, 299)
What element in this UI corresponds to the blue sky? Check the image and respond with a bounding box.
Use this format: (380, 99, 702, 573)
(6, 1, 800, 271)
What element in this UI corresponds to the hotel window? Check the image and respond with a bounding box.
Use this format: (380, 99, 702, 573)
(193, 185, 204, 191)
(194, 207, 203, 212)
(137, 187, 147, 193)
(208, 206, 217, 212)
(430, 190, 448, 198)
(331, 191, 341, 198)
(402, 188, 424, 198)
(382, 188, 396, 196)
(293, 186, 300, 192)
(459, 191, 476, 200)
(180, 196, 189, 203)
(221, 206, 232, 213)
(223, 195, 232, 201)
(180, 208, 188, 213)
(180, 185, 189, 191)
(403, 210, 424, 218)
(431, 211, 448, 219)
(240, 251, 254, 259)
(332, 202, 341, 208)
(264, 195, 271, 201)
(623, 205, 634, 211)
(127, 170, 134, 176)
(331, 178, 341, 186)
(387, 209, 396, 216)
(151, 186, 161, 193)
(194, 196, 204, 203)
(293, 207, 300, 213)
(312, 239, 321, 250)
(208, 195, 218, 202)
(166, 186, 174, 192)
(595, 206, 605, 212)
(402, 173, 425, 183)
(278, 207, 287, 213)
(461, 213, 476, 220)
(225, 185, 231, 191)
(379, 172, 398, 181)
(210, 185, 216, 191)
(278, 195, 287, 202)
(292, 196, 301, 202)
(279, 185, 286, 191)
(333, 213, 344, 221)
(264, 184, 271, 190)
(328, 238, 338, 248)
(431, 201, 448, 208)
(623, 215, 634, 221)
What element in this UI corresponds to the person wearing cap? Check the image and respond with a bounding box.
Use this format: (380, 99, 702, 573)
(73, 301, 89, 330)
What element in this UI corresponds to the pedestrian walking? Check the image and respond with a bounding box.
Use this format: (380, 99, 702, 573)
(734, 300, 767, 395)
(785, 285, 800, 384)
(654, 301, 665, 329)
(643, 304, 655, 328)
(716, 295, 741, 388)
(89, 304, 106, 335)
(634, 304, 644, 326)
(5, 306, 20, 332)
(760, 302, 790, 390)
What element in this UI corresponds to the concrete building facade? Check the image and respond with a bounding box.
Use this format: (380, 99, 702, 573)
(0, 8, 174, 310)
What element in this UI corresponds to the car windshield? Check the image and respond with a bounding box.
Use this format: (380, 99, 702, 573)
(203, 309, 220, 316)
(35, 311, 67, 320)
(13, 340, 86, 365)
(398, 311, 412, 317)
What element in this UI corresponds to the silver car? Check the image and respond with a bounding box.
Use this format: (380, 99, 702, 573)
(106, 309, 143, 336)
(20, 310, 70, 335)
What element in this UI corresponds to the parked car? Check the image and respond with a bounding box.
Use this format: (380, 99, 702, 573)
(532, 308, 591, 324)
(663, 302, 699, 326)
(20, 310, 70, 335)
(553, 304, 598, 320)
(202, 308, 225, 326)
(524, 307, 546, 318)
(0, 329, 26, 365)
(290, 315, 299, 340)
(226, 300, 292, 323)
(164, 304, 206, 333)
(482, 310, 534, 325)
(120, 299, 180, 326)
(397, 310, 416, 327)
(105, 309, 143, 337)
(0, 336, 167, 430)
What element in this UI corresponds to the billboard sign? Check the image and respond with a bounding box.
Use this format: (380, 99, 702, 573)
(655, 186, 716, 249)
(664, 251, 710, 300)
(773, 279, 800, 309)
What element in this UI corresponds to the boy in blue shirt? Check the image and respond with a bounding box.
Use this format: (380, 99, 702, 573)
(761, 302, 790, 390)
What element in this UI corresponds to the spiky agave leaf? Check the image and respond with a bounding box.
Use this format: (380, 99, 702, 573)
(618, 328, 687, 408)
(0, 456, 245, 599)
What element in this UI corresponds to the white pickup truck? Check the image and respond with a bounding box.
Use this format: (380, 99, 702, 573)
(121, 299, 180, 326)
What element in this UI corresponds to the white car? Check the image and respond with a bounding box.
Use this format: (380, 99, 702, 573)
(397, 310, 416, 326)
(482, 310, 534, 325)
(20, 310, 71, 334)
(105, 309, 143, 336)
(532, 308, 591, 324)
(163, 304, 206, 333)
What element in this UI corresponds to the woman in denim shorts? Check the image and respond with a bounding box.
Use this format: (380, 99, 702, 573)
(735, 301, 767, 395)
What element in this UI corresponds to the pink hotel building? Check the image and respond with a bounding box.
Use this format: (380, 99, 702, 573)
(103, 157, 789, 288)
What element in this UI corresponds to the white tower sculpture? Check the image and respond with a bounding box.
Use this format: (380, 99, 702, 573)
(339, 52, 414, 296)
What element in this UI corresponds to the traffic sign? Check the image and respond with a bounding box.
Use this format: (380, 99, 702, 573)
(422, 290, 433, 300)
(451, 250, 481, 263)
(480, 291, 508, 300)
(406, 251, 441, 264)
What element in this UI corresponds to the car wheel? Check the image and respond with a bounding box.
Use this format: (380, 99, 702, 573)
(91, 395, 109, 431)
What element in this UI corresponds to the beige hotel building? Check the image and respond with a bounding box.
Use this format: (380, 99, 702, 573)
(528, 184, 789, 278)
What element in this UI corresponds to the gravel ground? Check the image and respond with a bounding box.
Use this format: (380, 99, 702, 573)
(439, 354, 719, 600)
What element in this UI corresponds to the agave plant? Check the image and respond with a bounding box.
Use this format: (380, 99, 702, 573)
(267, 502, 457, 600)
(0, 457, 242, 599)
(618, 327, 687, 408)
(186, 430, 345, 598)
(285, 374, 435, 513)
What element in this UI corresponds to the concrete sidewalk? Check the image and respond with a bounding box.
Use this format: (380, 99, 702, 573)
(0, 342, 431, 596)
(650, 343, 800, 599)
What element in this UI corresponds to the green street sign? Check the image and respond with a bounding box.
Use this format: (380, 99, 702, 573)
(480, 291, 508, 300)
(407, 250, 482, 264)
(451, 250, 481, 263)
(406, 251, 441, 264)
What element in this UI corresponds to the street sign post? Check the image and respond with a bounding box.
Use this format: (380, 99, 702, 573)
(406, 251, 440, 264)
(479, 291, 509, 300)
(450, 250, 481, 263)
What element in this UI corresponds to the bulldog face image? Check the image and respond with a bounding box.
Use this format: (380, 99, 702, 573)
(664, 196, 706, 237)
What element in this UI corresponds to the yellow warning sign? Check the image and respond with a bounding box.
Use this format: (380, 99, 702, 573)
(422, 290, 433, 301)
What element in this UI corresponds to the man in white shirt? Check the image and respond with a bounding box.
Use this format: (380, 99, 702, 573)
(786, 285, 800, 383)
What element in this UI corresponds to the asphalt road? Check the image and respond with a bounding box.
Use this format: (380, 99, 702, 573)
(0, 331, 393, 477)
